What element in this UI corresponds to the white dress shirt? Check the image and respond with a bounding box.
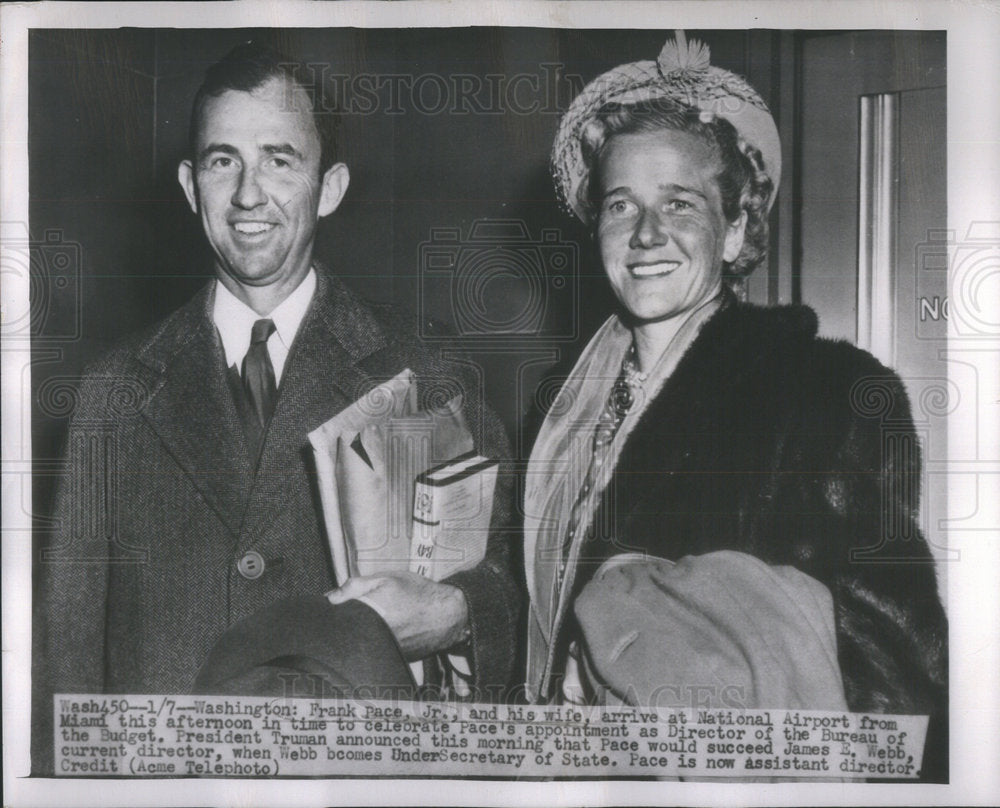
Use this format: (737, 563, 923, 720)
(212, 269, 317, 384)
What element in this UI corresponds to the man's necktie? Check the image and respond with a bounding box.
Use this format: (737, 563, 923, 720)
(242, 319, 277, 430)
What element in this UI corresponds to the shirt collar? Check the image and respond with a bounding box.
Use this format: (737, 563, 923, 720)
(212, 268, 317, 368)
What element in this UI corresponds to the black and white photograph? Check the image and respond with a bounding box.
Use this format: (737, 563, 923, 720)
(2, 1, 998, 806)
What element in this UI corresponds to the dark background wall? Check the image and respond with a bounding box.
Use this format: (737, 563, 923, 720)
(28, 27, 781, 475)
(28, 29, 946, 548)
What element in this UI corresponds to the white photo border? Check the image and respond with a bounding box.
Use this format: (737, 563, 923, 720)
(3, 1, 998, 806)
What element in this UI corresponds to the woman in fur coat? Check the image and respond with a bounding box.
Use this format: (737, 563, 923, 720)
(523, 34, 947, 780)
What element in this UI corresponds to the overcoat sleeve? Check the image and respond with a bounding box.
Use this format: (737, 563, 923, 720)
(443, 429, 520, 698)
(409, 346, 521, 698)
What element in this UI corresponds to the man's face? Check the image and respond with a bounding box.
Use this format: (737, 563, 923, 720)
(595, 129, 746, 324)
(179, 76, 347, 306)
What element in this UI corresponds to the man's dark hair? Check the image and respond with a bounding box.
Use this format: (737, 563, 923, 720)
(188, 41, 339, 176)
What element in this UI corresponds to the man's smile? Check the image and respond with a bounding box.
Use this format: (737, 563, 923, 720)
(231, 221, 277, 235)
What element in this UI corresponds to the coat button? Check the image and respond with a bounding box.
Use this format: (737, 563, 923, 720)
(237, 550, 265, 580)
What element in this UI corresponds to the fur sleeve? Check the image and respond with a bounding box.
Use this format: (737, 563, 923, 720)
(772, 340, 949, 780)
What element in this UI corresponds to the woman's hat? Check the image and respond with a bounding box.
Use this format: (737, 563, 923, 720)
(552, 31, 782, 222)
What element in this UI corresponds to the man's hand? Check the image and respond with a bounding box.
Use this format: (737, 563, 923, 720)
(326, 572, 469, 661)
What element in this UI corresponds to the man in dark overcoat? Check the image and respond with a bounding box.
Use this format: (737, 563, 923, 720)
(32, 43, 519, 774)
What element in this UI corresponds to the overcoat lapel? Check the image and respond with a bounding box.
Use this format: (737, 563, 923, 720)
(238, 269, 390, 550)
(135, 283, 255, 538)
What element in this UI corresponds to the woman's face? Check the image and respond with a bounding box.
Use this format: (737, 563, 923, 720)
(595, 129, 746, 324)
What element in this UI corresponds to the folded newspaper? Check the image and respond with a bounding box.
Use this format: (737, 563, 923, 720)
(308, 368, 496, 586)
